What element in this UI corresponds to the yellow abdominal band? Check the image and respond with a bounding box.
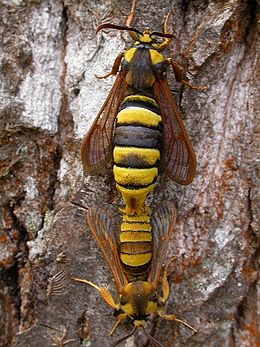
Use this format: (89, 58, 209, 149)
(117, 108, 161, 127)
(120, 252, 152, 267)
(113, 147, 160, 166)
(113, 95, 161, 215)
(113, 166, 158, 186)
(120, 213, 152, 267)
(123, 214, 150, 223)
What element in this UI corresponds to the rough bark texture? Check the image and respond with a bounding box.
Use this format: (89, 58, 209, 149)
(0, 0, 259, 346)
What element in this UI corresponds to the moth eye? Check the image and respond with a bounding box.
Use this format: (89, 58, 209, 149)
(120, 297, 128, 305)
(148, 294, 158, 302)
(114, 308, 124, 317)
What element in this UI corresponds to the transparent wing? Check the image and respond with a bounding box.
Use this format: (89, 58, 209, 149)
(87, 206, 128, 291)
(81, 70, 127, 174)
(153, 79, 196, 185)
(149, 201, 177, 288)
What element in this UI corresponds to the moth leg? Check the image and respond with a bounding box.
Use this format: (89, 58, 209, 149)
(109, 314, 128, 336)
(181, 29, 202, 63)
(166, 58, 208, 90)
(72, 277, 119, 310)
(153, 12, 174, 51)
(159, 256, 175, 303)
(126, 0, 136, 27)
(108, 185, 118, 204)
(158, 311, 198, 333)
(158, 256, 198, 333)
(95, 52, 123, 79)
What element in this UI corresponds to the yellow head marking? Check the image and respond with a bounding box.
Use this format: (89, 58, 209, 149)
(139, 29, 153, 43)
(134, 320, 145, 327)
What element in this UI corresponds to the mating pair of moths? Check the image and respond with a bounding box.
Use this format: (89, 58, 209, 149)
(75, 2, 204, 346)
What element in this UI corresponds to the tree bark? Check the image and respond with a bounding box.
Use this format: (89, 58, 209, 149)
(0, 0, 259, 346)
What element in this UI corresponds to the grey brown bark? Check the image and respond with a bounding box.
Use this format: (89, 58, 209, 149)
(0, 0, 259, 346)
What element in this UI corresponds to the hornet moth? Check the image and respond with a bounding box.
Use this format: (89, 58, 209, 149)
(73, 202, 197, 346)
(76, 0, 203, 345)
(81, 0, 205, 216)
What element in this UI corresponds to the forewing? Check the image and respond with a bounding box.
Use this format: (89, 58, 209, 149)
(148, 201, 177, 288)
(87, 206, 128, 291)
(81, 70, 127, 174)
(153, 79, 196, 185)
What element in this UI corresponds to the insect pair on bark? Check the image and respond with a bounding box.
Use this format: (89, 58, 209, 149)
(74, 0, 206, 346)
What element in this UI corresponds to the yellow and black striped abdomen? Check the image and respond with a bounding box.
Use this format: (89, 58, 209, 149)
(113, 95, 162, 215)
(120, 213, 152, 280)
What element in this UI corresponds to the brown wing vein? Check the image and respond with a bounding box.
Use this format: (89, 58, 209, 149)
(87, 207, 128, 291)
(153, 79, 196, 185)
(149, 201, 176, 288)
(81, 71, 127, 174)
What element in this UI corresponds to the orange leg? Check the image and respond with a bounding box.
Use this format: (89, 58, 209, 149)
(160, 256, 175, 303)
(72, 277, 120, 310)
(153, 12, 174, 51)
(167, 58, 208, 90)
(109, 314, 127, 336)
(95, 52, 123, 79)
(158, 311, 198, 333)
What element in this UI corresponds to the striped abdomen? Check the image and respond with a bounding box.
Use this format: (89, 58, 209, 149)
(113, 95, 161, 279)
(120, 213, 152, 281)
(113, 95, 162, 215)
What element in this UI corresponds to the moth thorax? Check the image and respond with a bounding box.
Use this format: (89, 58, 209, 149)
(120, 281, 158, 317)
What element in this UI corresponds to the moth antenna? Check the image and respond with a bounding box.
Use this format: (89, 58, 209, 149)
(96, 23, 142, 36)
(151, 31, 175, 39)
(142, 326, 165, 347)
(110, 326, 137, 347)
